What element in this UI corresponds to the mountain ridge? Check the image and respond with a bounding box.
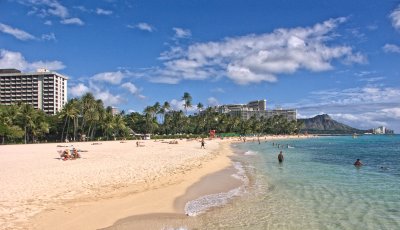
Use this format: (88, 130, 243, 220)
(299, 114, 364, 134)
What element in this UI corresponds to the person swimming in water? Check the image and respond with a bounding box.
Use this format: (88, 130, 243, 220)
(354, 159, 363, 166)
(278, 151, 284, 163)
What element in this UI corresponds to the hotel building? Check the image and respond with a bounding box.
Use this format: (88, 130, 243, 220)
(216, 99, 297, 121)
(0, 68, 68, 114)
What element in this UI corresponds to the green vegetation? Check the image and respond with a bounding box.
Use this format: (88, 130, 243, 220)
(0, 92, 303, 144)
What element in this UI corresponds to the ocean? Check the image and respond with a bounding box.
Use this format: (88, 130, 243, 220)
(109, 135, 400, 230)
(173, 135, 400, 230)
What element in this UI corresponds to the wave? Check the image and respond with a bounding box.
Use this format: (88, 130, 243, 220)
(244, 150, 258, 155)
(184, 162, 248, 216)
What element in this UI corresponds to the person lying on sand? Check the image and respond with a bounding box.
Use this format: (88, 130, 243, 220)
(91, 142, 102, 145)
(60, 149, 71, 161)
(72, 148, 81, 159)
(169, 140, 179, 144)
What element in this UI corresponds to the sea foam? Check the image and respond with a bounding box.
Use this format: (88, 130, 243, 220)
(184, 162, 248, 216)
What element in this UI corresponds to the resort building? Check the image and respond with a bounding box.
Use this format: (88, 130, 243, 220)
(0, 68, 68, 114)
(215, 99, 297, 121)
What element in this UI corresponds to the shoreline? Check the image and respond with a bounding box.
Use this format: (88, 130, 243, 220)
(24, 139, 238, 230)
(0, 135, 313, 230)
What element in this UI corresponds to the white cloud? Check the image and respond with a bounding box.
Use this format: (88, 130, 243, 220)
(292, 85, 400, 132)
(381, 107, 400, 119)
(0, 49, 65, 71)
(121, 82, 146, 98)
(211, 88, 225, 93)
(383, 44, 400, 53)
(69, 83, 89, 97)
(169, 99, 197, 112)
(44, 20, 52, 25)
(0, 23, 35, 41)
(390, 4, 400, 30)
(207, 97, 219, 107)
(173, 27, 191, 38)
(95, 90, 124, 106)
(128, 22, 155, 32)
(73, 81, 125, 106)
(60, 18, 84, 26)
(91, 71, 125, 84)
(96, 8, 113, 15)
(22, 0, 69, 18)
(144, 18, 365, 85)
(41, 32, 56, 41)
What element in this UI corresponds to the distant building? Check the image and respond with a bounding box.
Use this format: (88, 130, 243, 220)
(373, 126, 394, 134)
(215, 99, 297, 121)
(111, 107, 120, 115)
(0, 68, 68, 114)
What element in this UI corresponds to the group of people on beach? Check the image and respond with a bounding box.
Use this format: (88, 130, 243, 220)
(60, 148, 81, 161)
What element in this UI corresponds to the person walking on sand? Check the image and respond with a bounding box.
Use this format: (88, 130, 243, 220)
(201, 138, 205, 149)
(278, 151, 284, 163)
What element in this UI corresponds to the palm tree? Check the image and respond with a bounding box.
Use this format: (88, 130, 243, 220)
(0, 105, 24, 144)
(17, 103, 36, 144)
(197, 102, 204, 114)
(182, 92, 192, 115)
(60, 99, 80, 142)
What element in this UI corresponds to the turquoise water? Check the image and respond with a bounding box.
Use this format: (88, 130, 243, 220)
(179, 135, 400, 229)
(221, 135, 400, 229)
(111, 135, 400, 229)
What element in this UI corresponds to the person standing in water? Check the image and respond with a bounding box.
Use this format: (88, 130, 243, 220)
(278, 151, 284, 163)
(354, 159, 363, 166)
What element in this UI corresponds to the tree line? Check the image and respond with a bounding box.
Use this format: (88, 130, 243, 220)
(0, 92, 303, 144)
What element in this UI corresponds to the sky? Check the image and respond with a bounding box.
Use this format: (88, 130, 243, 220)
(1, 0, 400, 132)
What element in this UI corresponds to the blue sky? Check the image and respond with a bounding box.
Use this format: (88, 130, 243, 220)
(1, 0, 400, 132)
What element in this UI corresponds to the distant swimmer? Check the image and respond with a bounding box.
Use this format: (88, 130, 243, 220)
(354, 159, 363, 167)
(278, 151, 284, 163)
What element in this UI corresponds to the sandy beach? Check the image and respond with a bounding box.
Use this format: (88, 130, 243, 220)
(0, 135, 310, 230)
(0, 138, 239, 230)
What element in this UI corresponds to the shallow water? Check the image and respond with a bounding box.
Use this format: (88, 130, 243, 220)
(110, 135, 400, 230)
(206, 135, 400, 230)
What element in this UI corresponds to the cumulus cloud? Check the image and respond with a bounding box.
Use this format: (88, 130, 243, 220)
(0, 23, 35, 40)
(69, 83, 126, 106)
(60, 18, 84, 26)
(207, 97, 219, 107)
(0, 49, 65, 71)
(96, 8, 113, 15)
(383, 44, 400, 53)
(390, 4, 400, 30)
(128, 22, 155, 32)
(95, 90, 124, 106)
(144, 18, 365, 85)
(91, 71, 125, 84)
(291, 85, 400, 132)
(69, 83, 89, 97)
(173, 27, 191, 38)
(121, 82, 145, 99)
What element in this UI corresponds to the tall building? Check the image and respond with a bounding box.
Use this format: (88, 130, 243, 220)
(215, 99, 297, 121)
(0, 68, 68, 114)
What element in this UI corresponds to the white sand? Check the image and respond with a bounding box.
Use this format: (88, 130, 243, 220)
(0, 139, 221, 229)
(0, 135, 312, 230)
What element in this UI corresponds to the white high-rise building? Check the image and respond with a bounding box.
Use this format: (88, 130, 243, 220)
(0, 68, 68, 114)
